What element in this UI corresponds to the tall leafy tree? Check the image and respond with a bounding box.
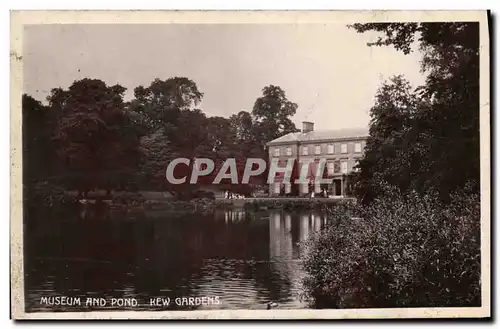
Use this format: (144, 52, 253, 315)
(128, 78, 207, 196)
(22, 94, 64, 211)
(127, 77, 203, 136)
(170, 109, 211, 159)
(22, 94, 57, 183)
(52, 79, 140, 196)
(138, 128, 173, 190)
(350, 22, 480, 201)
(230, 111, 253, 142)
(252, 85, 300, 149)
(229, 110, 266, 159)
(206, 116, 235, 158)
(354, 76, 427, 202)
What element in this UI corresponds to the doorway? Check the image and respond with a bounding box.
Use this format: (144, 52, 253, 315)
(333, 179, 342, 196)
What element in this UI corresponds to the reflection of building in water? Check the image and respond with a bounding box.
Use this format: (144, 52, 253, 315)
(300, 214, 309, 242)
(269, 211, 330, 262)
(268, 211, 328, 304)
(269, 211, 329, 263)
(312, 213, 322, 232)
(299, 212, 327, 243)
(224, 210, 246, 224)
(268, 212, 295, 302)
(269, 212, 293, 262)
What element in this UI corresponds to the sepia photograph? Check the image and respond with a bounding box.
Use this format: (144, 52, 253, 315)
(10, 10, 490, 320)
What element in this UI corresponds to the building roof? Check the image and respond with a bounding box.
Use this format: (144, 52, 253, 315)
(266, 127, 370, 146)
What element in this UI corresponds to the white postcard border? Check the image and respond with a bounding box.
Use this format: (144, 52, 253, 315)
(10, 9, 491, 320)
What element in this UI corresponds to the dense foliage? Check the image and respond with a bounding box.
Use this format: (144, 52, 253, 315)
(301, 185, 481, 308)
(23, 79, 299, 201)
(300, 22, 482, 308)
(349, 22, 480, 203)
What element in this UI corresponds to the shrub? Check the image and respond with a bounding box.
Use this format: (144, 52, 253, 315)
(243, 198, 354, 212)
(301, 184, 481, 308)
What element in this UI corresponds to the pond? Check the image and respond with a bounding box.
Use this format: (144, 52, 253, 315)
(24, 206, 330, 312)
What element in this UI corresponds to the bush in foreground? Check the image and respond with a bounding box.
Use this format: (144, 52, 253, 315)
(301, 184, 481, 308)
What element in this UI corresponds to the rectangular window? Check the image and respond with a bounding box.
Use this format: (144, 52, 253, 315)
(286, 147, 292, 156)
(327, 162, 335, 175)
(274, 183, 281, 194)
(315, 145, 321, 155)
(301, 183, 308, 194)
(327, 144, 334, 154)
(285, 183, 291, 194)
(302, 146, 309, 156)
(274, 147, 280, 157)
(340, 161, 348, 174)
(354, 142, 362, 153)
(341, 144, 347, 154)
(334, 161, 340, 173)
(353, 159, 360, 172)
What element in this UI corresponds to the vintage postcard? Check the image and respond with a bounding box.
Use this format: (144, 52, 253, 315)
(10, 10, 491, 320)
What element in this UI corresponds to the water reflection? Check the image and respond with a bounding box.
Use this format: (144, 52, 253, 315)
(24, 207, 329, 312)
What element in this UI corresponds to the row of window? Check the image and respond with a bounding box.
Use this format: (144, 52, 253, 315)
(273, 182, 318, 194)
(275, 159, 359, 175)
(273, 142, 363, 157)
(272, 182, 342, 194)
(327, 160, 360, 174)
(273, 182, 310, 194)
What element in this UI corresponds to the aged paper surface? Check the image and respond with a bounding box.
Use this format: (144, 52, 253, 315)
(10, 10, 490, 320)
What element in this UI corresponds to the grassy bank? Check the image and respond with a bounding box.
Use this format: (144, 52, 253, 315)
(27, 182, 218, 218)
(216, 197, 355, 211)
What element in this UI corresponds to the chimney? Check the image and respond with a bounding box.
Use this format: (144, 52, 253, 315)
(302, 121, 314, 133)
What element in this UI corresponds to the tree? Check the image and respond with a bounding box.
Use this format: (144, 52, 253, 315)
(138, 128, 173, 191)
(229, 111, 261, 157)
(127, 77, 203, 136)
(127, 77, 210, 197)
(51, 78, 140, 196)
(22, 94, 65, 211)
(228, 111, 269, 188)
(354, 76, 423, 202)
(22, 94, 57, 183)
(206, 116, 235, 159)
(230, 111, 254, 143)
(252, 85, 300, 149)
(350, 22, 480, 201)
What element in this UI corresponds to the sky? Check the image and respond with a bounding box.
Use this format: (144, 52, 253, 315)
(23, 24, 427, 130)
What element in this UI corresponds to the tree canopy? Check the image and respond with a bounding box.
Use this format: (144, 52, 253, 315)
(23, 78, 298, 199)
(50, 79, 141, 195)
(252, 85, 300, 149)
(350, 22, 480, 203)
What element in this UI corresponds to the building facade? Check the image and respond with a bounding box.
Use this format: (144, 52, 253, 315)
(266, 121, 369, 197)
